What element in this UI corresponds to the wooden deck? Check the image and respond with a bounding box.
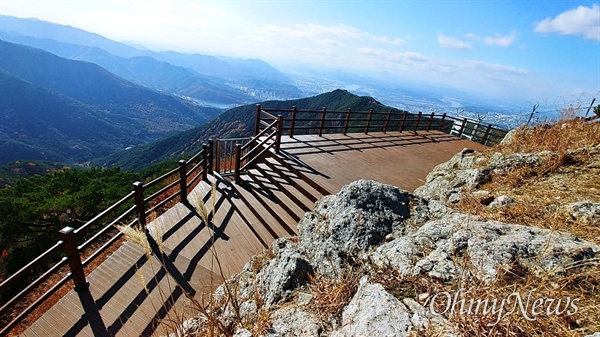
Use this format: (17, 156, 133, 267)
(19, 130, 486, 336)
(278, 131, 486, 193)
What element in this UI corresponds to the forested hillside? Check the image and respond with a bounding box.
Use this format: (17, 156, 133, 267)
(0, 40, 222, 165)
(0, 167, 140, 298)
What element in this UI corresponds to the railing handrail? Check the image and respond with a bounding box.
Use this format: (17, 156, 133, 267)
(259, 106, 508, 145)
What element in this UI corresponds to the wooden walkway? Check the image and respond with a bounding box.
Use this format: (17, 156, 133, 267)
(278, 131, 486, 193)
(19, 130, 486, 336)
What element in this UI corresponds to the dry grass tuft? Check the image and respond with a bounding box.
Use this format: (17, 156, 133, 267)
(496, 118, 600, 155)
(306, 268, 361, 324)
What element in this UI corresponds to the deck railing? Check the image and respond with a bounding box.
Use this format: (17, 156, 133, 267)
(0, 141, 215, 336)
(253, 105, 508, 146)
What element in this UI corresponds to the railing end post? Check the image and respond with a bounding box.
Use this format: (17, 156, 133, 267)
(234, 143, 242, 185)
(60, 226, 88, 291)
(133, 181, 146, 228)
(179, 160, 188, 204)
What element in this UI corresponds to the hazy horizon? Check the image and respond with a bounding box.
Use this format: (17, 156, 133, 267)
(1, 0, 599, 103)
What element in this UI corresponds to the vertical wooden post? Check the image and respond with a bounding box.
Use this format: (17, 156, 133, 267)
(482, 124, 492, 145)
(438, 113, 447, 131)
(383, 110, 392, 133)
(275, 115, 283, 154)
(207, 139, 214, 173)
(343, 108, 351, 135)
(400, 113, 407, 132)
(364, 109, 373, 134)
(289, 106, 297, 137)
(202, 144, 208, 181)
(179, 160, 188, 203)
(414, 112, 422, 133)
(60, 227, 88, 291)
(458, 118, 468, 138)
(133, 181, 146, 228)
(234, 144, 241, 184)
(215, 139, 221, 173)
(254, 104, 261, 136)
(426, 112, 434, 131)
(318, 107, 326, 137)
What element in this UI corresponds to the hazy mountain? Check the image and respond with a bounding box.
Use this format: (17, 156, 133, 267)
(94, 89, 404, 170)
(0, 41, 222, 164)
(0, 32, 265, 105)
(1, 15, 303, 103)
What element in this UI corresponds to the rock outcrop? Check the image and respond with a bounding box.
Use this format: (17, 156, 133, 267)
(177, 177, 598, 336)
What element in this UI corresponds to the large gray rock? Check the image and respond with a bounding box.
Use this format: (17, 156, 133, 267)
(372, 213, 599, 282)
(297, 180, 438, 277)
(331, 278, 413, 337)
(267, 307, 320, 337)
(256, 239, 313, 306)
(414, 148, 491, 203)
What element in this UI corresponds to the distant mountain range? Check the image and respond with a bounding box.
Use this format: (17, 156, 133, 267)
(0, 15, 303, 105)
(0, 40, 221, 164)
(93, 89, 404, 170)
(0, 15, 521, 173)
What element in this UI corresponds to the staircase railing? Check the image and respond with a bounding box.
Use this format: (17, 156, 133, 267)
(0, 141, 215, 336)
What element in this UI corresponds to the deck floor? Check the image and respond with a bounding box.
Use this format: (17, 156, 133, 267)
(19, 130, 487, 336)
(278, 131, 486, 193)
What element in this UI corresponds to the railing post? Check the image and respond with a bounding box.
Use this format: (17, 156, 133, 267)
(254, 104, 261, 137)
(275, 115, 283, 154)
(60, 227, 88, 291)
(414, 112, 422, 133)
(438, 113, 447, 131)
(215, 139, 221, 173)
(207, 139, 214, 173)
(289, 106, 297, 137)
(343, 108, 351, 135)
(383, 110, 392, 133)
(482, 124, 492, 145)
(318, 107, 326, 137)
(365, 109, 373, 134)
(458, 118, 467, 138)
(234, 144, 242, 184)
(202, 144, 208, 181)
(400, 113, 407, 132)
(426, 112, 434, 131)
(133, 181, 146, 228)
(179, 160, 188, 203)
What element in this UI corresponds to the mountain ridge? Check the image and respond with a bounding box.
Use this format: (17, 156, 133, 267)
(93, 89, 406, 170)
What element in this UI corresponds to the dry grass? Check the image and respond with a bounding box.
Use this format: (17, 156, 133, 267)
(306, 267, 361, 326)
(495, 118, 600, 155)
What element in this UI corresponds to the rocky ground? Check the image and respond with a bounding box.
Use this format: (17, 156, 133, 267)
(167, 119, 600, 337)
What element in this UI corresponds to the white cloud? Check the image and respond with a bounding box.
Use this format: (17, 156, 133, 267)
(260, 23, 405, 46)
(483, 31, 518, 47)
(438, 34, 472, 50)
(535, 4, 600, 41)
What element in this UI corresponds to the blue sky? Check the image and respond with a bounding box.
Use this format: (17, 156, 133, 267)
(1, 0, 599, 102)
